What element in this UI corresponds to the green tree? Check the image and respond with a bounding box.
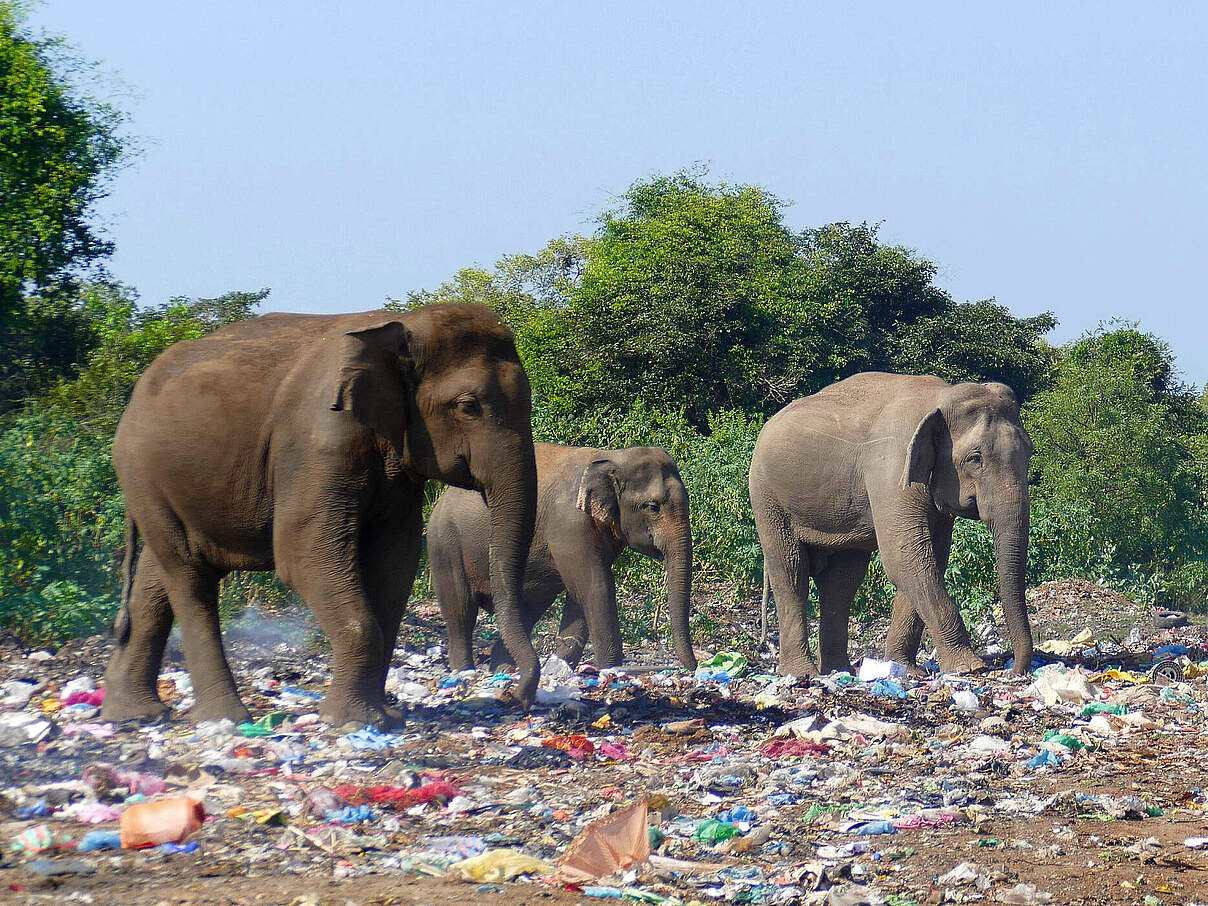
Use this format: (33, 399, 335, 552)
(0, 2, 127, 410)
(893, 300, 1058, 400)
(554, 172, 813, 425)
(1025, 324, 1208, 575)
(0, 286, 267, 641)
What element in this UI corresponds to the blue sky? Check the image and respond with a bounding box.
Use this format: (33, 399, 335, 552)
(30, 2, 1208, 385)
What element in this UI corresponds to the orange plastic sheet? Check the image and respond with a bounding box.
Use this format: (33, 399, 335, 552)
(558, 799, 650, 882)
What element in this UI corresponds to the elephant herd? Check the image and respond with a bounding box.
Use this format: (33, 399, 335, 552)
(99, 303, 1034, 729)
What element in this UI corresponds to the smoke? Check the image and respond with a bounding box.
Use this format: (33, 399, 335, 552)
(223, 602, 318, 651)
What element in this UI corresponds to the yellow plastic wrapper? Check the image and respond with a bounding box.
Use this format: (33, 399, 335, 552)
(1184, 663, 1208, 680)
(451, 848, 555, 882)
(1090, 668, 1148, 684)
(1037, 628, 1095, 656)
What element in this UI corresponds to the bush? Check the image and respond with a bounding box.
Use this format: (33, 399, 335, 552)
(0, 287, 271, 640)
(0, 410, 123, 641)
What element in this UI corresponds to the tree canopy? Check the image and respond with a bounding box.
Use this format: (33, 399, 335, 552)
(0, 2, 127, 409)
(405, 171, 1058, 428)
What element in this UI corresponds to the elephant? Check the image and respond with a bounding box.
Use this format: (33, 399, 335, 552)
(748, 372, 1033, 677)
(427, 444, 697, 672)
(101, 303, 539, 728)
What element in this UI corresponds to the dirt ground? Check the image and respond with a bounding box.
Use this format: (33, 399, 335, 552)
(3, 580, 1208, 906)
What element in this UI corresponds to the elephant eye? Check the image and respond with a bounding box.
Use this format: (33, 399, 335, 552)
(965, 452, 983, 466)
(642, 501, 661, 514)
(454, 397, 482, 417)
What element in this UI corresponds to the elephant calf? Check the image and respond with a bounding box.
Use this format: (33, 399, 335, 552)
(428, 444, 697, 672)
(749, 372, 1034, 677)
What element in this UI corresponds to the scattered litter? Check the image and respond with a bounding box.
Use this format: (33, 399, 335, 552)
(0, 580, 1204, 903)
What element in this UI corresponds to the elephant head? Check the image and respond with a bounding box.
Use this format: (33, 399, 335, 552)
(331, 304, 540, 704)
(575, 448, 696, 669)
(902, 381, 1034, 673)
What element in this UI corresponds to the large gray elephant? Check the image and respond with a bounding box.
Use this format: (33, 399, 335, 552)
(749, 372, 1033, 677)
(101, 304, 539, 728)
(428, 444, 697, 671)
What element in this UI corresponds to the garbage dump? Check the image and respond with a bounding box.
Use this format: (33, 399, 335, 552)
(2, 579, 1208, 905)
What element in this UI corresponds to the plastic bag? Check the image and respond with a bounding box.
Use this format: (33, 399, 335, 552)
(542, 734, 594, 761)
(558, 799, 651, 881)
(858, 658, 907, 681)
(451, 848, 554, 882)
(1028, 667, 1098, 706)
(120, 797, 206, 849)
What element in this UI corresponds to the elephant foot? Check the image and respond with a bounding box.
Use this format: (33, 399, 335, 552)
(881, 647, 919, 668)
(100, 691, 170, 724)
(820, 656, 854, 675)
(383, 704, 406, 723)
(937, 647, 987, 675)
(553, 637, 586, 667)
(191, 695, 252, 726)
(511, 667, 539, 713)
(778, 654, 820, 679)
(320, 695, 401, 731)
(488, 640, 516, 672)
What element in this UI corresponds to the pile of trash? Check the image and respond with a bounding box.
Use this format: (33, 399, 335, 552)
(3, 588, 1208, 905)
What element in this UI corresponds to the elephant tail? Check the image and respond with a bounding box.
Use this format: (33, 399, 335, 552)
(113, 515, 139, 644)
(759, 564, 771, 647)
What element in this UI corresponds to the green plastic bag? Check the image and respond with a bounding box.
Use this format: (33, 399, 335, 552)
(698, 652, 749, 678)
(238, 712, 287, 737)
(693, 819, 740, 843)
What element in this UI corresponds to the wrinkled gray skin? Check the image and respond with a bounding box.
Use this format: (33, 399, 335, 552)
(749, 372, 1033, 677)
(101, 304, 539, 728)
(429, 444, 697, 672)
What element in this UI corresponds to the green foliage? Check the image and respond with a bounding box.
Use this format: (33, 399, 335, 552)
(409, 172, 1057, 431)
(0, 409, 123, 641)
(0, 285, 269, 641)
(894, 300, 1058, 401)
(0, 3, 128, 409)
(1026, 324, 1208, 577)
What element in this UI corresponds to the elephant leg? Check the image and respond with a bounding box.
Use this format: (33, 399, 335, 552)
(553, 593, 589, 666)
(160, 559, 249, 724)
(885, 514, 953, 667)
(765, 537, 818, 677)
(560, 562, 622, 668)
(434, 557, 479, 672)
(362, 506, 423, 720)
(875, 505, 980, 674)
(815, 548, 872, 674)
(884, 590, 925, 666)
(276, 508, 389, 729)
(489, 585, 558, 669)
(101, 550, 174, 722)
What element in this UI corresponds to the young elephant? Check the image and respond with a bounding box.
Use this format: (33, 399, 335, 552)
(428, 444, 697, 671)
(749, 372, 1033, 677)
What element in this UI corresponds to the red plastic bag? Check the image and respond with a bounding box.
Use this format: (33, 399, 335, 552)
(542, 734, 594, 761)
(332, 779, 460, 809)
(760, 737, 830, 758)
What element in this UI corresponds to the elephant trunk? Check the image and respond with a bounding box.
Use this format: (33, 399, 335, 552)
(987, 485, 1033, 676)
(662, 524, 696, 670)
(482, 439, 539, 707)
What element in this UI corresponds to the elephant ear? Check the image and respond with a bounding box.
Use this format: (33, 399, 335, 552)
(329, 321, 413, 451)
(575, 459, 621, 539)
(901, 407, 944, 491)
